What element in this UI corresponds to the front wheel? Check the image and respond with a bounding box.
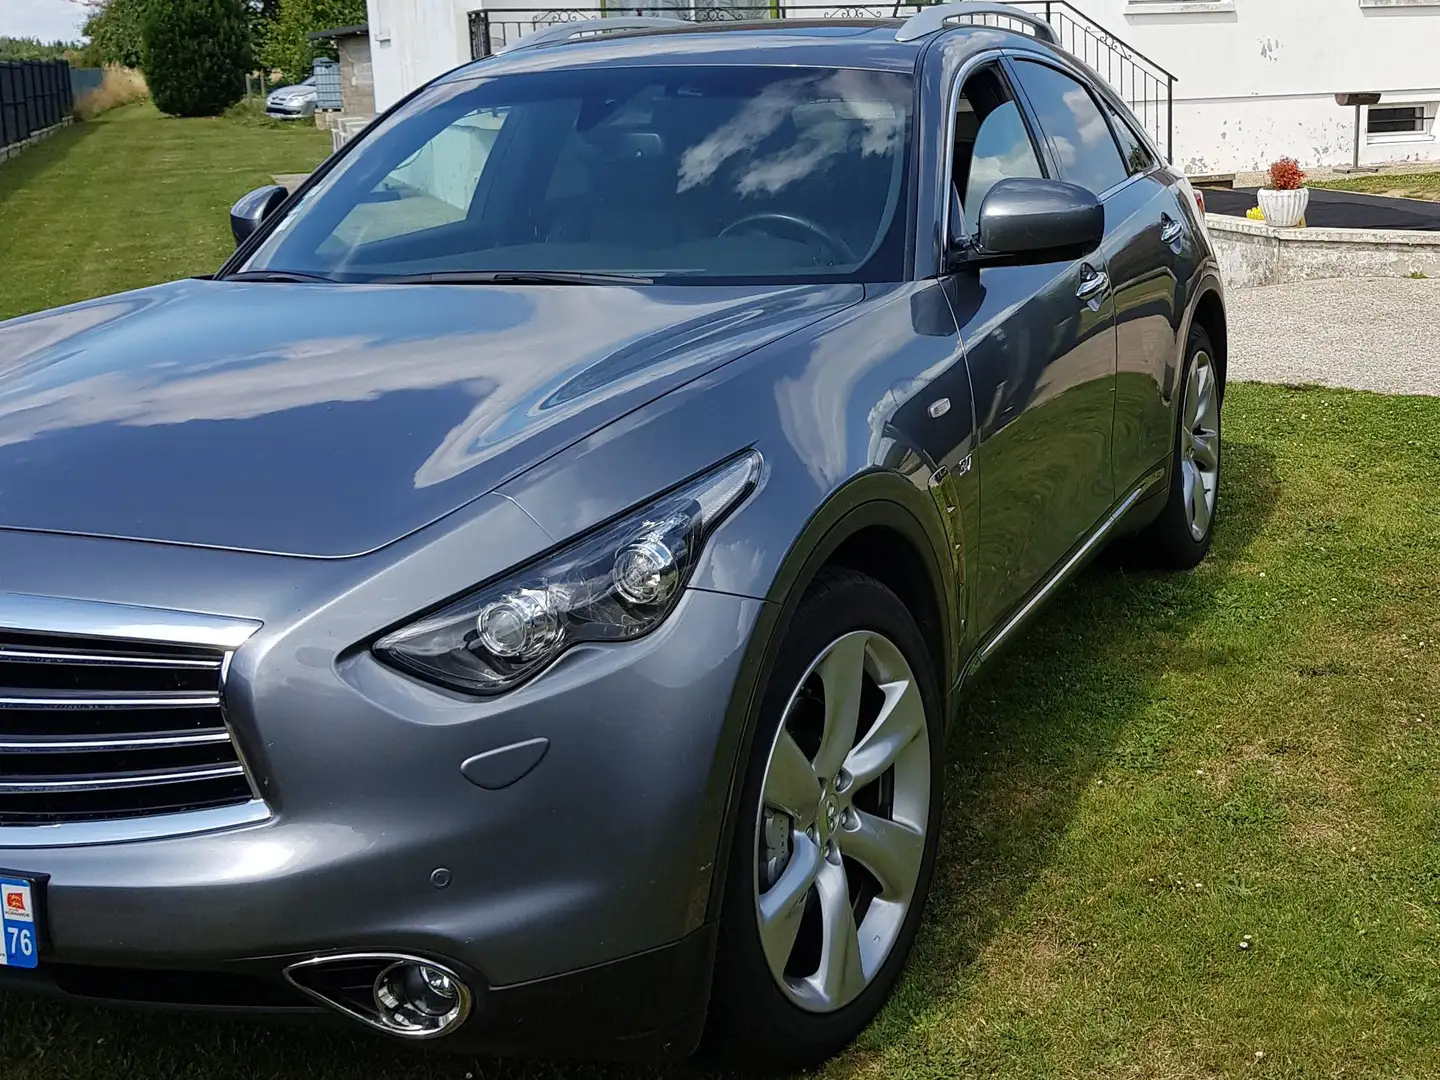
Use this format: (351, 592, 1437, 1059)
(705, 569, 943, 1071)
(1139, 326, 1222, 568)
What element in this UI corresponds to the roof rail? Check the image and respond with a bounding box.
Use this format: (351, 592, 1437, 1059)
(895, 2, 1060, 45)
(499, 16, 691, 54)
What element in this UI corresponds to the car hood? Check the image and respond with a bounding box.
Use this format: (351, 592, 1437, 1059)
(0, 279, 859, 557)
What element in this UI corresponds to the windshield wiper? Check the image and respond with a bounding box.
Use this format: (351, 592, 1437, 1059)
(224, 269, 339, 284)
(378, 270, 654, 286)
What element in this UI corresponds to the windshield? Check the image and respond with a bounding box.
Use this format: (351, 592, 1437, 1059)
(242, 65, 913, 284)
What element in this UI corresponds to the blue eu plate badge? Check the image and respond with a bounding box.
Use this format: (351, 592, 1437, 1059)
(0, 879, 38, 968)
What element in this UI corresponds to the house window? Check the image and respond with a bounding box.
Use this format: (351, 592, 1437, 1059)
(1367, 105, 1428, 136)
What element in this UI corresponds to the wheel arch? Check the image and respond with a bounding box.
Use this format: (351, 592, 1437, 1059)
(701, 471, 959, 927)
(1188, 274, 1228, 393)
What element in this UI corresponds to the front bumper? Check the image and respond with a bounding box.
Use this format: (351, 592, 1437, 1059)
(0, 585, 765, 1056)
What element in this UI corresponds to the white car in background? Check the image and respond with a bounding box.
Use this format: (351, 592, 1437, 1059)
(265, 77, 318, 119)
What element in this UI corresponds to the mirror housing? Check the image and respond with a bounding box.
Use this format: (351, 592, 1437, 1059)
(229, 185, 290, 247)
(951, 177, 1104, 269)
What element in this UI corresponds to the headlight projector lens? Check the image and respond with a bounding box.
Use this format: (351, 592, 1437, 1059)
(613, 536, 680, 606)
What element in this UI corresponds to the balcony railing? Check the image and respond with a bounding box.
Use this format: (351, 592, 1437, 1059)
(466, 1, 1176, 161)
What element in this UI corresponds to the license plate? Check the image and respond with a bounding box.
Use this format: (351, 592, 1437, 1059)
(0, 874, 42, 969)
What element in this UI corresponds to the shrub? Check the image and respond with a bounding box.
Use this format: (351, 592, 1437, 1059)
(1268, 157, 1306, 191)
(141, 0, 251, 117)
(75, 67, 150, 120)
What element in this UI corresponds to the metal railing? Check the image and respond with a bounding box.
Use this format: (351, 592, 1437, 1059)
(0, 60, 75, 156)
(466, 1, 1175, 160)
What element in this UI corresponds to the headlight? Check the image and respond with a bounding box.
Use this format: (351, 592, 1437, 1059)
(374, 452, 761, 694)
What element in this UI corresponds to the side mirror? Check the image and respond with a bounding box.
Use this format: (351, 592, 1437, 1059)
(969, 177, 1104, 266)
(229, 185, 290, 247)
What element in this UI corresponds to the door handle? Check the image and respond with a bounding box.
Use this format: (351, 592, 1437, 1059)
(1160, 214, 1183, 244)
(1075, 266, 1109, 302)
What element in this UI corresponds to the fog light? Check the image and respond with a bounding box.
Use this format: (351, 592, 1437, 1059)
(373, 960, 471, 1037)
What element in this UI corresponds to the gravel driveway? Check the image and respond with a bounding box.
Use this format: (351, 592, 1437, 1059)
(1227, 277, 1440, 396)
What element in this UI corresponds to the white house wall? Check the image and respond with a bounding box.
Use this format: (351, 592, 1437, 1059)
(367, 0, 480, 112)
(1062, 0, 1440, 174)
(364, 0, 1440, 174)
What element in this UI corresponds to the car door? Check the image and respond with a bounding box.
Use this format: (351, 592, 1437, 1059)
(1007, 59, 1188, 502)
(935, 61, 1119, 638)
(1097, 88, 1190, 492)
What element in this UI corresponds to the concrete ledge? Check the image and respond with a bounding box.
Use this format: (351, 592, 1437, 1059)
(0, 119, 73, 166)
(1207, 213, 1440, 287)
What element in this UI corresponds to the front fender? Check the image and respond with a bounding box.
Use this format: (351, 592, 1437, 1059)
(499, 294, 965, 937)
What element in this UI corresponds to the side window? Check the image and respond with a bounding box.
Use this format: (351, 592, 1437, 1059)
(1010, 61, 1129, 196)
(951, 67, 1044, 233)
(326, 108, 509, 249)
(1102, 99, 1154, 175)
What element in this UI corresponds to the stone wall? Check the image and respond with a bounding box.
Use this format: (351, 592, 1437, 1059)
(1208, 214, 1440, 288)
(339, 33, 375, 118)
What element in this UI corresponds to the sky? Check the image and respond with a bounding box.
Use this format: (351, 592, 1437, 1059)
(0, 0, 89, 42)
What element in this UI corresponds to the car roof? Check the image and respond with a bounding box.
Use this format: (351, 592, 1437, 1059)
(440, 20, 1050, 81)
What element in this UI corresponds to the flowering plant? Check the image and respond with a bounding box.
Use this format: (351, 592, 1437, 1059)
(1267, 157, 1306, 191)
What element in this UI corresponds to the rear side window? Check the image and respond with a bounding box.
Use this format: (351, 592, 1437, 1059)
(1011, 60, 1128, 196)
(1102, 99, 1154, 175)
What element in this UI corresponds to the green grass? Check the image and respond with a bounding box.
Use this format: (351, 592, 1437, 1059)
(1, 102, 1439, 1080)
(0, 102, 329, 321)
(1310, 171, 1440, 203)
(0, 384, 1435, 1078)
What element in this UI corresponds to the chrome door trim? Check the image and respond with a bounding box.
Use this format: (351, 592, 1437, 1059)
(959, 465, 1166, 684)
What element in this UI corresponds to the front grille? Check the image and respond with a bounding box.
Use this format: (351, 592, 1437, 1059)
(0, 631, 254, 826)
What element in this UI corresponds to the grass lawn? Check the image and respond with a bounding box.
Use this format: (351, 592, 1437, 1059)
(1311, 171, 1440, 202)
(0, 102, 330, 321)
(1, 100, 1439, 1080)
(0, 383, 1435, 1077)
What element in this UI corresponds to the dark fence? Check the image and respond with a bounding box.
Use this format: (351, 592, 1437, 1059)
(70, 66, 104, 103)
(467, 1, 1176, 161)
(1, 60, 75, 155)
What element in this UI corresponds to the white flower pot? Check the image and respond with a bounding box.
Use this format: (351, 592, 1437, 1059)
(1258, 186, 1309, 228)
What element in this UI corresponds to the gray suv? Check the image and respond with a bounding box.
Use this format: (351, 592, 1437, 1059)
(0, 5, 1224, 1070)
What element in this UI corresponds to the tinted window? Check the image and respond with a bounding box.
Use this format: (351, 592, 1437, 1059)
(244, 66, 913, 284)
(1012, 61, 1128, 195)
(325, 109, 509, 250)
(1102, 99, 1153, 175)
(962, 100, 1044, 224)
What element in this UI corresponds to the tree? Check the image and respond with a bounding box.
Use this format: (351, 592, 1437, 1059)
(141, 0, 252, 117)
(0, 37, 79, 61)
(74, 0, 148, 68)
(260, 0, 367, 85)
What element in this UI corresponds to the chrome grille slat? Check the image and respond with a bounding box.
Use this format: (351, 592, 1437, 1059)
(0, 646, 223, 670)
(0, 764, 247, 793)
(0, 618, 256, 827)
(0, 692, 222, 709)
(0, 731, 233, 753)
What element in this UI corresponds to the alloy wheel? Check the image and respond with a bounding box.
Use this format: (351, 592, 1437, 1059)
(752, 630, 931, 1014)
(1179, 349, 1220, 541)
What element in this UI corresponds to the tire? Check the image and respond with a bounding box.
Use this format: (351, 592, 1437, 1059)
(1137, 326, 1223, 569)
(704, 568, 944, 1071)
